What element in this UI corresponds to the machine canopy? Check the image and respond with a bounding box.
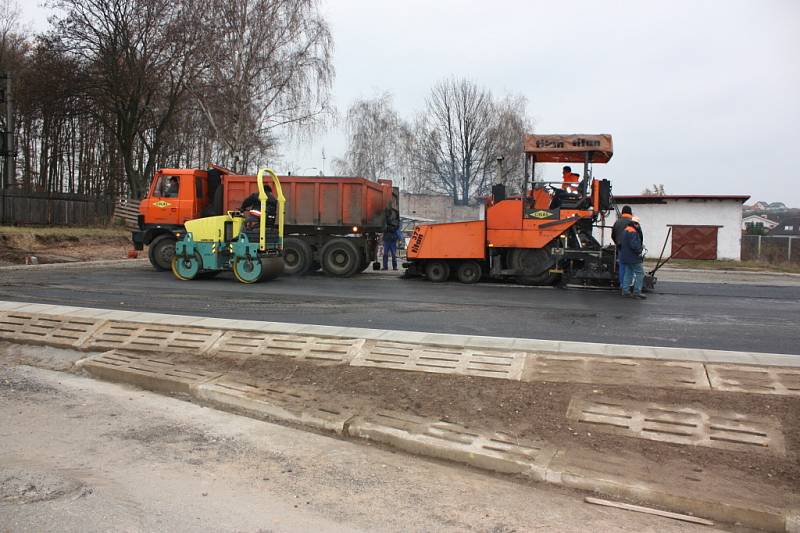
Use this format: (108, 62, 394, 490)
(524, 134, 613, 163)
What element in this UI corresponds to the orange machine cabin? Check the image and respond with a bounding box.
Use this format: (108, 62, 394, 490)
(139, 168, 210, 226)
(485, 196, 589, 249)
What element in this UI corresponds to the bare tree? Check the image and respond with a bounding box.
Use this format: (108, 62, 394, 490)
(194, 0, 334, 173)
(410, 78, 496, 205)
(50, 0, 206, 196)
(487, 95, 531, 194)
(333, 93, 410, 182)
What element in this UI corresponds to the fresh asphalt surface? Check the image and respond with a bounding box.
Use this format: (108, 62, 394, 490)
(1, 262, 798, 355)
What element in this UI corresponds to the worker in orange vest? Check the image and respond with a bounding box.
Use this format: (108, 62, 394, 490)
(612, 206, 634, 288)
(561, 166, 579, 193)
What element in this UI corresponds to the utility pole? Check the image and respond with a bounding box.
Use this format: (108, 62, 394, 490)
(321, 147, 326, 176)
(0, 72, 15, 189)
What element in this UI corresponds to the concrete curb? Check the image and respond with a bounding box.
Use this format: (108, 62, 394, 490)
(0, 258, 148, 271)
(1, 300, 798, 368)
(72, 349, 797, 532)
(654, 266, 800, 279)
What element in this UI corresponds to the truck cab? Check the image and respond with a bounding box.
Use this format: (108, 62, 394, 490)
(133, 169, 211, 270)
(139, 169, 209, 226)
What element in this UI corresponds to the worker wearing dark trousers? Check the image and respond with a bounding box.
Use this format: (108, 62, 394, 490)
(612, 206, 634, 287)
(620, 216, 646, 299)
(382, 228, 400, 271)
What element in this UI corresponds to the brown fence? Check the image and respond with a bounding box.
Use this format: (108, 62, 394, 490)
(113, 199, 141, 229)
(741, 235, 800, 264)
(0, 190, 115, 226)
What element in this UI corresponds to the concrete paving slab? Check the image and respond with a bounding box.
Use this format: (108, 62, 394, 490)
(566, 395, 785, 456)
(83, 322, 223, 355)
(351, 340, 526, 380)
(522, 355, 711, 390)
(0, 312, 105, 349)
(78, 350, 222, 394)
(706, 364, 800, 396)
(208, 330, 359, 364)
(193, 376, 354, 434)
(347, 411, 559, 481)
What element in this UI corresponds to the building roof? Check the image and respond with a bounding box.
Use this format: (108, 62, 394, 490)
(743, 214, 777, 223)
(614, 195, 750, 204)
(767, 217, 800, 236)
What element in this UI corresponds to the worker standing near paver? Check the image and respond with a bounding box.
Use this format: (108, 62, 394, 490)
(382, 226, 401, 271)
(620, 215, 647, 299)
(612, 206, 634, 288)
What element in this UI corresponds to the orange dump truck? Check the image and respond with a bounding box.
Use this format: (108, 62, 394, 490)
(133, 165, 398, 277)
(405, 134, 654, 289)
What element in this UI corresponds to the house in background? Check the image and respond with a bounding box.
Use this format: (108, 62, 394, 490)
(742, 214, 778, 233)
(767, 217, 800, 236)
(599, 195, 750, 260)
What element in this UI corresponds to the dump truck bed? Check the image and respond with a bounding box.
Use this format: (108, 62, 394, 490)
(224, 175, 394, 233)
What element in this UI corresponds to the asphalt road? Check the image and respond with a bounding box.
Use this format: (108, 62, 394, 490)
(1, 262, 799, 355)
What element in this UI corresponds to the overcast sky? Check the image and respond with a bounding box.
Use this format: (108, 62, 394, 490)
(21, 1, 800, 205)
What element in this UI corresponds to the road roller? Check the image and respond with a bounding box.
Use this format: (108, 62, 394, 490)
(171, 167, 285, 283)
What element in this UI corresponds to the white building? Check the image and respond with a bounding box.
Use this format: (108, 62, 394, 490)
(597, 195, 750, 260)
(741, 214, 778, 232)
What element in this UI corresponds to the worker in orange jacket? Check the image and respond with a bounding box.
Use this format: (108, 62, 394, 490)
(561, 166, 579, 193)
(620, 216, 646, 299)
(612, 206, 634, 287)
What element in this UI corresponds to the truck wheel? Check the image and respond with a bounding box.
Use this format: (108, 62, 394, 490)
(425, 261, 450, 283)
(456, 261, 482, 284)
(148, 234, 176, 271)
(321, 238, 360, 277)
(283, 237, 312, 275)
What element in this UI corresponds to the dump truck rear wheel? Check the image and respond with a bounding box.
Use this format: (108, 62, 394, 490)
(321, 238, 360, 277)
(283, 237, 312, 275)
(456, 261, 482, 284)
(425, 261, 450, 282)
(149, 234, 176, 271)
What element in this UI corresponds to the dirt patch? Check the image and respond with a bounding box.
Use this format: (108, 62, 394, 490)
(167, 352, 800, 492)
(0, 230, 130, 266)
(0, 467, 90, 504)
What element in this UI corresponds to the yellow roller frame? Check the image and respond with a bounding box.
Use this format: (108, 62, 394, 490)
(256, 167, 285, 252)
